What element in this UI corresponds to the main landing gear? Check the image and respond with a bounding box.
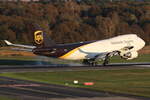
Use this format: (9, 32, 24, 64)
(82, 53, 113, 66)
(82, 59, 97, 66)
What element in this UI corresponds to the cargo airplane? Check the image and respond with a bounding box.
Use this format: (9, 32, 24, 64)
(4, 29, 145, 66)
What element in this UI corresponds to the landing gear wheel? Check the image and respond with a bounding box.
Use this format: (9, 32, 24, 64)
(82, 59, 97, 66)
(90, 61, 97, 66)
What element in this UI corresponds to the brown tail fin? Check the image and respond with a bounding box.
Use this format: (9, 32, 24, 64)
(33, 25, 55, 48)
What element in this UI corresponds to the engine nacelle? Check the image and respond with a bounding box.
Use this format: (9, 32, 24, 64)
(120, 51, 138, 60)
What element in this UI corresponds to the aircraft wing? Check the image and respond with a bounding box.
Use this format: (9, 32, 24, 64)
(92, 45, 135, 64)
(4, 40, 36, 49)
(93, 51, 118, 60)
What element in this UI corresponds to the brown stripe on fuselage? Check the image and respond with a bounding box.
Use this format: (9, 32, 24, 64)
(32, 40, 97, 58)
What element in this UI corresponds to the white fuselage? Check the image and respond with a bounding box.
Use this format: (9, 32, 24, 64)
(61, 34, 145, 60)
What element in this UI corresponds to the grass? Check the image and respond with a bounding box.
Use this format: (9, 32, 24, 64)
(0, 55, 81, 65)
(0, 54, 149, 65)
(96, 54, 150, 64)
(109, 54, 150, 63)
(0, 95, 18, 100)
(1, 68, 150, 97)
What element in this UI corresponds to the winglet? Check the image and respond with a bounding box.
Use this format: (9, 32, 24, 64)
(4, 40, 13, 45)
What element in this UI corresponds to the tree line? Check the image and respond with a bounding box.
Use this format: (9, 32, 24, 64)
(0, 1, 149, 45)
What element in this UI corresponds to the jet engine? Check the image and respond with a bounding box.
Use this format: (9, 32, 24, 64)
(120, 51, 138, 60)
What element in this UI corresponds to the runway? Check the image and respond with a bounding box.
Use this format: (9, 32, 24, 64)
(0, 76, 149, 100)
(0, 63, 149, 100)
(0, 62, 149, 73)
(0, 76, 125, 100)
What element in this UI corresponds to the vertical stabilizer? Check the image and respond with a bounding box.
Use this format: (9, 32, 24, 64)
(33, 25, 55, 48)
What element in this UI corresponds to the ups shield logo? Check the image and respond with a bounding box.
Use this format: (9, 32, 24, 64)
(34, 31, 43, 44)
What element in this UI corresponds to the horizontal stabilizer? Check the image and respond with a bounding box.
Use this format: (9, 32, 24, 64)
(4, 40, 12, 45)
(4, 40, 35, 49)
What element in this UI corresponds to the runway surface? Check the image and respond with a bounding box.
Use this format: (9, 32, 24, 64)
(0, 62, 149, 73)
(0, 63, 149, 100)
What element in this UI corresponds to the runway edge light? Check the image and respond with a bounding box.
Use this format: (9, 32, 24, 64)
(73, 80, 79, 84)
(84, 82, 94, 86)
